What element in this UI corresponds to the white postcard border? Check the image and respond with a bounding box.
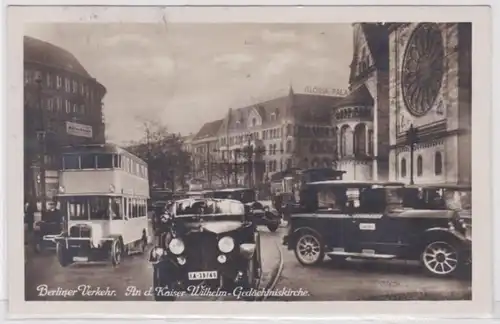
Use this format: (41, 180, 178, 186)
(5, 5, 493, 318)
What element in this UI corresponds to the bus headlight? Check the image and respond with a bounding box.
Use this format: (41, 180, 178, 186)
(218, 236, 235, 253)
(168, 238, 185, 255)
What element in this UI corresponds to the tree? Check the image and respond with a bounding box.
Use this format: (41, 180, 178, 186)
(126, 119, 191, 191)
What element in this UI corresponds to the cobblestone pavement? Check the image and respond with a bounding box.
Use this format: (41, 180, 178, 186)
(24, 226, 282, 301)
(269, 228, 472, 301)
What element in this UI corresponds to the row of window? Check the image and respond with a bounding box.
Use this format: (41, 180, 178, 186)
(310, 141, 335, 154)
(123, 197, 148, 219)
(24, 70, 95, 101)
(65, 196, 147, 220)
(400, 152, 443, 178)
(62, 153, 148, 179)
(339, 124, 374, 157)
(304, 158, 332, 169)
(237, 109, 282, 129)
(42, 97, 89, 115)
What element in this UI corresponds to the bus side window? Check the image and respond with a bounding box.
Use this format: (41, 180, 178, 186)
(110, 198, 120, 219)
(122, 197, 126, 218)
(113, 154, 121, 169)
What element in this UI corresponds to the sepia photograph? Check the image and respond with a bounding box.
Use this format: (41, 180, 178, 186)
(6, 5, 492, 318)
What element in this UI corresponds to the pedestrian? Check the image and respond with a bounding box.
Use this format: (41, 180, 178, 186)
(274, 192, 283, 212)
(25, 199, 36, 233)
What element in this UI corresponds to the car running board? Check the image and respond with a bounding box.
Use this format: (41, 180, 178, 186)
(326, 251, 396, 259)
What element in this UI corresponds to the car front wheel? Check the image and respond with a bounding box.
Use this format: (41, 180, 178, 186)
(421, 240, 461, 277)
(153, 267, 176, 301)
(110, 240, 123, 266)
(294, 232, 324, 266)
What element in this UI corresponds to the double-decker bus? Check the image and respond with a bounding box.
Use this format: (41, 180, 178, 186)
(49, 144, 150, 266)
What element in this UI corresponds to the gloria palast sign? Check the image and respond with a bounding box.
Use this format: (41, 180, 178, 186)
(66, 121, 93, 138)
(304, 86, 349, 97)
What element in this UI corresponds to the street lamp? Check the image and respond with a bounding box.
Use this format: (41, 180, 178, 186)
(34, 71, 47, 214)
(406, 124, 419, 185)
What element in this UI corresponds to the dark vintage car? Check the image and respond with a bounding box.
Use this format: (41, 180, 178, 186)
(284, 180, 471, 277)
(33, 208, 65, 253)
(149, 198, 262, 301)
(211, 188, 281, 232)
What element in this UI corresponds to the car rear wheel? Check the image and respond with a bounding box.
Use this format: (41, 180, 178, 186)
(294, 232, 324, 266)
(421, 240, 461, 277)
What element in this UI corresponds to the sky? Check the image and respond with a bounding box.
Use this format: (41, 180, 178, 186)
(25, 23, 353, 145)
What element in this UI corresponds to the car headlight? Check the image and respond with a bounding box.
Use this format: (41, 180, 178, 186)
(168, 238, 185, 255)
(151, 247, 165, 258)
(218, 236, 235, 253)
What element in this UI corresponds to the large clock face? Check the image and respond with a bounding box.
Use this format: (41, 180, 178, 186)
(401, 23, 444, 117)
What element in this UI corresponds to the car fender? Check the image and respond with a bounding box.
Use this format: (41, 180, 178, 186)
(421, 227, 470, 245)
(239, 243, 256, 260)
(290, 226, 324, 248)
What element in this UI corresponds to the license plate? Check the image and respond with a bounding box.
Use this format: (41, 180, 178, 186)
(253, 209, 264, 213)
(188, 271, 218, 280)
(73, 256, 88, 262)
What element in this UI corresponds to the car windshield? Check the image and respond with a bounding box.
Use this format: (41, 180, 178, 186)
(312, 185, 403, 213)
(404, 188, 472, 211)
(212, 190, 255, 203)
(443, 189, 471, 211)
(174, 199, 245, 217)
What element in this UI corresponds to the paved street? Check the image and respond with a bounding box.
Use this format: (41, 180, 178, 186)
(24, 223, 471, 302)
(270, 228, 472, 301)
(24, 225, 282, 301)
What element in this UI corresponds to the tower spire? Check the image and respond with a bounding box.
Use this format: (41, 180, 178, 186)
(288, 81, 294, 96)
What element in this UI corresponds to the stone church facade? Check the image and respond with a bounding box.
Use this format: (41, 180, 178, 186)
(334, 23, 391, 181)
(387, 23, 472, 185)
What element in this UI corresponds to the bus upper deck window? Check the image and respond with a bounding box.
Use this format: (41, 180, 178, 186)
(96, 154, 113, 169)
(81, 153, 96, 169)
(63, 154, 80, 169)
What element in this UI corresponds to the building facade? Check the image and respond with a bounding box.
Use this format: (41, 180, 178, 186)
(190, 88, 343, 188)
(191, 119, 224, 188)
(333, 23, 391, 181)
(387, 23, 471, 185)
(24, 36, 107, 202)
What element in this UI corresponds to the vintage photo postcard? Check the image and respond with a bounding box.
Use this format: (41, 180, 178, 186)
(6, 4, 492, 319)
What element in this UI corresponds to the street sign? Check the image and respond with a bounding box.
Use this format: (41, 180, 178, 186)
(66, 121, 93, 138)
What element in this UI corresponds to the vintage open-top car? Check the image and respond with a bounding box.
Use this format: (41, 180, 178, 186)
(210, 188, 281, 232)
(284, 180, 471, 277)
(149, 198, 262, 301)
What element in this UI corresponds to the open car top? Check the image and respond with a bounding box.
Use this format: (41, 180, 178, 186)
(405, 183, 471, 190)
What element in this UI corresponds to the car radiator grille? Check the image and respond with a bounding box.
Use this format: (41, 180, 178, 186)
(69, 225, 91, 238)
(185, 233, 219, 271)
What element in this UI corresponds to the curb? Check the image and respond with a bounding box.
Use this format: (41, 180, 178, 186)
(258, 240, 284, 301)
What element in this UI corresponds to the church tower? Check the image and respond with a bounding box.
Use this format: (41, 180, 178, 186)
(334, 23, 390, 180)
